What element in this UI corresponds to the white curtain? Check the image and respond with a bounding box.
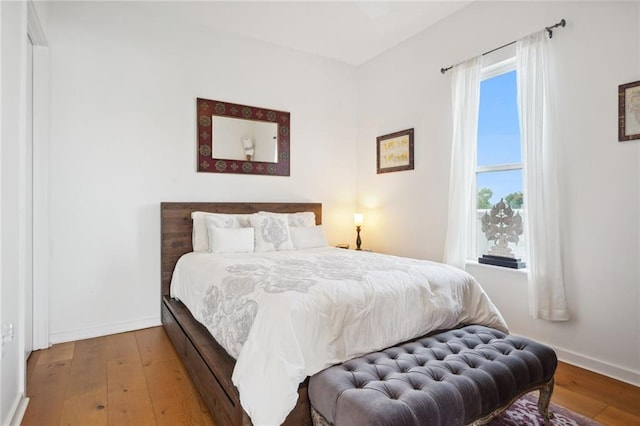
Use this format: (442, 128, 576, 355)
(443, 57, 482, 269)
(517, 32, 569, 321)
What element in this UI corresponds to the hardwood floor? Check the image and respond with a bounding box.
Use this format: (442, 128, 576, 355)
(24, 327, 215, 426)
(23, 327, 640, 426)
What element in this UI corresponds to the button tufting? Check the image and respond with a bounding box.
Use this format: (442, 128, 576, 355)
(308, 325, 557, 426)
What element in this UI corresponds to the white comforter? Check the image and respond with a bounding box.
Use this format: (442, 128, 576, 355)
(170, 247, 507, 426)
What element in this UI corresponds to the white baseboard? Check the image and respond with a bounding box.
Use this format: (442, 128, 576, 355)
(49, 316, 162, 345)
(554, 346, 640, 387)
(5, 395, 28, 426)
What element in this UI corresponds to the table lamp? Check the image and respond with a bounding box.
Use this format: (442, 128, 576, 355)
(353, 213, 364, 250)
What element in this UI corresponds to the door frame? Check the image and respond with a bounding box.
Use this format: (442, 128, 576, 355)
(27, 0, 49, 351)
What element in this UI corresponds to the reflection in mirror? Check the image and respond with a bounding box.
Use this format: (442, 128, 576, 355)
(213, 116, 278, 163)
(197, 98, 290, 176)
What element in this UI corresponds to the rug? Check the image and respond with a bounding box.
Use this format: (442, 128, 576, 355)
(488, 393, 603, 426)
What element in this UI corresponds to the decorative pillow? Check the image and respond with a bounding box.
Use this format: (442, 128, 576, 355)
(250, 213, 294, 252)
(208, 226, 255, 254)
(258, 211, 316, 227)
(289, 226, 328, 249)
(191, 212, 251, 252)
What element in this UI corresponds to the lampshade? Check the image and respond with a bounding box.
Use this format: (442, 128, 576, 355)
(353, 213, 364, 227)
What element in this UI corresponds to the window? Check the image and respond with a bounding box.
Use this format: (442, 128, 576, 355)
(474, 58, 526, 260)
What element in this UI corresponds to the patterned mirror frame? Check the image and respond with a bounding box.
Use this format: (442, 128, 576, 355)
(197, 98, 290, 176)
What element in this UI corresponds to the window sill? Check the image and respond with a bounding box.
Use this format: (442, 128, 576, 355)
(465, 259, 528, 275)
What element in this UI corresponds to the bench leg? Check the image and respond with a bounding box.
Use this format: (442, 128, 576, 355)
(537, 377, 555, 425)
(310, 406, 331, 426)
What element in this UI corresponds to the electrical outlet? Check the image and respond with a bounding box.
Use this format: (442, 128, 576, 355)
(1, 322, 13, 359)
(2, 322, 14, 343)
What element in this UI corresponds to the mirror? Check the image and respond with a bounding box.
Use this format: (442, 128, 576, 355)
(197, 98, 290, 176)
(213, 116, 278, 163)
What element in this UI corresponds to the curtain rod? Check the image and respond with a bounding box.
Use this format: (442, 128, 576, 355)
(440, 19, 566, 74)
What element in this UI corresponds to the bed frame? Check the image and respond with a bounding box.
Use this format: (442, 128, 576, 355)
(160, 202, 322, 426)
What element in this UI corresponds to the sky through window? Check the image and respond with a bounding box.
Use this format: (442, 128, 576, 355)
(477, 70, 522, 205)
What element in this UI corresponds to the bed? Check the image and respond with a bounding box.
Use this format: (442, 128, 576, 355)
(160, 202, 507, 426)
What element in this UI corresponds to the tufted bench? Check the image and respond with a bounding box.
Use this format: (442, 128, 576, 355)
(309, 325, 557, 426)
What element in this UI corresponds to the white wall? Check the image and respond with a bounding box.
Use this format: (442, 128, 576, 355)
(357, 1, 640, 385)
(1, 1, 29, 424)
(637, 1, 640, 389)
(44, 2, 358, 342)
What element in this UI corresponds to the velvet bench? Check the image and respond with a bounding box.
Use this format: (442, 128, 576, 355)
(308, 325, 557, 426)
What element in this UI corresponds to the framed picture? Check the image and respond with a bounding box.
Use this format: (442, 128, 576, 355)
(376, 128, 414, 174)
(618, 80, 640, 141)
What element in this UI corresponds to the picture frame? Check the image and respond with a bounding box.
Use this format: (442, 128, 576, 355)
(376, 128, 414, 174)
(618, 80, 640, 142)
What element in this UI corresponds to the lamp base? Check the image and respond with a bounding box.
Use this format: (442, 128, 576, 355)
(355, 226, 362, 250)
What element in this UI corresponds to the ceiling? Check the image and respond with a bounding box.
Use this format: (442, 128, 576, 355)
(173, 1, 472, 66)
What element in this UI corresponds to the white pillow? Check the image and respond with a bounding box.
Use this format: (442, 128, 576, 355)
(208, 226, 255, 254)
(289, 226, 328, 249)
(250, 213, 294, 252)
(258, 211, 316, 227)
(191, 212, 251, 252)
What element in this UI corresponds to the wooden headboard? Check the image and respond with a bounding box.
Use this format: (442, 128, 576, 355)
(160, 202, 323, 297)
